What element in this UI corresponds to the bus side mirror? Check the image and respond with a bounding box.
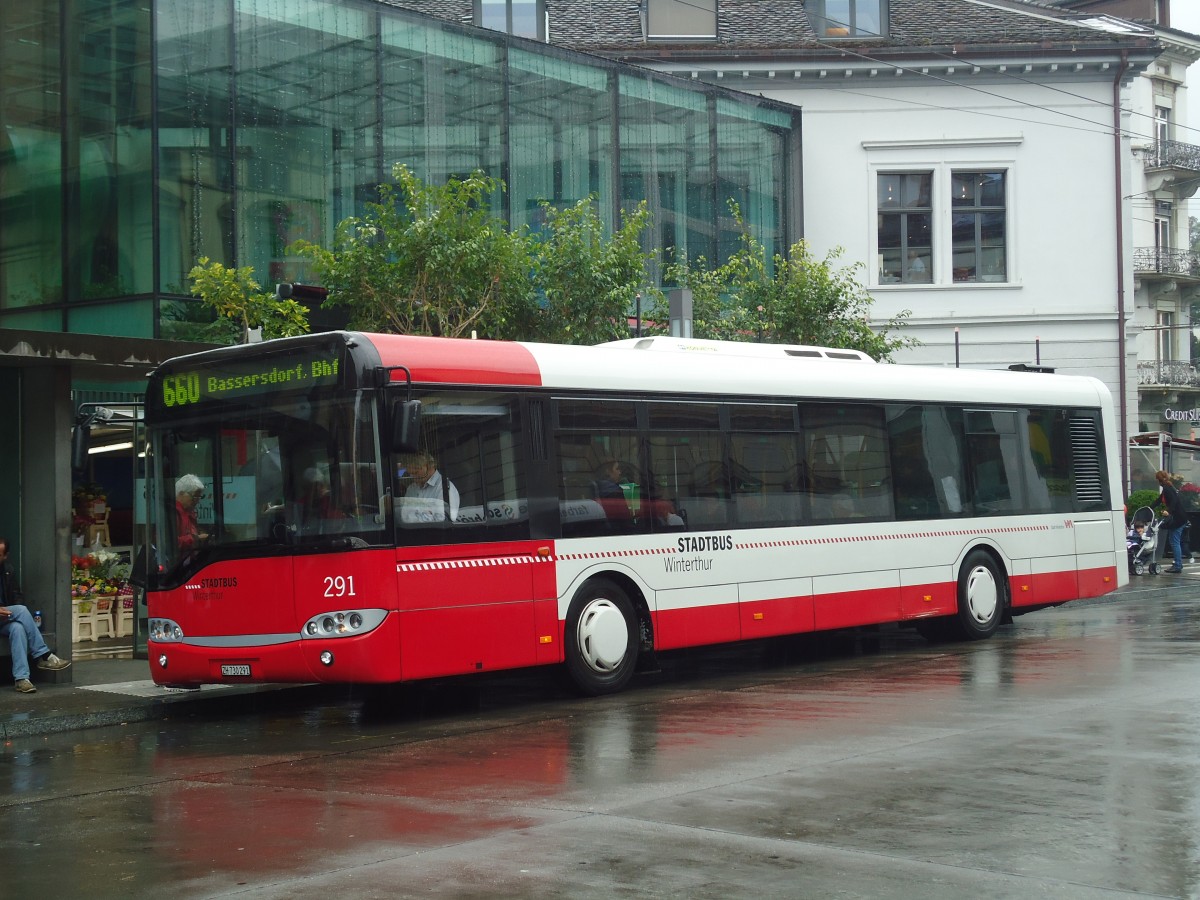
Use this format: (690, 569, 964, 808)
(128, 545, 157, 591)
(391, 399, 422, 453)
(71, 422, 91, 473)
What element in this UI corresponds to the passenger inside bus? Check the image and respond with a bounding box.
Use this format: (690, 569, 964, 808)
(593, 459, 625, 502)
(398, 450, 460, 523)
(175, 474, 209, 550)
(592, 459, 633, 520)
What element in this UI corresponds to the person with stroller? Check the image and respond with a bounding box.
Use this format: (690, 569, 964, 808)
(1155, 470, 1187, 573)
(1127, 518, 1145, 550)
(1127, 519, 1149, 574)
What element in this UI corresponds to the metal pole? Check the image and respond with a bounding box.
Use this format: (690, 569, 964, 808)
(1036, 337, 1041, 365)
(954, 327, 960, 368)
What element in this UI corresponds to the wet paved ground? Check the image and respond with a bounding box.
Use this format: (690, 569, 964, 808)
(1, 581, 1198, 899)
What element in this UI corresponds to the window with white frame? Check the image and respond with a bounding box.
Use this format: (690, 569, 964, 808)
(647, 0, 717, 39)
(874, 167, 1008, 286)
(809, 0, 887, 39)
(1155, 105, 1171, 145)
(476, 0, 544, 40)
(1154, 200, 1172, 264)
(951, 171, 1006, 283)
(877, 172, 931, 284)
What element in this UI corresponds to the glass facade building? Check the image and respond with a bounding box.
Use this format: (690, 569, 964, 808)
(1, 0, 800, 340)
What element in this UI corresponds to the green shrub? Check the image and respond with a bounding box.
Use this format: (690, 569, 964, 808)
(1126, 489, 1161, 520)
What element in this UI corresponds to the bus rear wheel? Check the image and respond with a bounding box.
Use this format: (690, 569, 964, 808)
(564, 579, 638, 695)
(954, 550, 1006, 640)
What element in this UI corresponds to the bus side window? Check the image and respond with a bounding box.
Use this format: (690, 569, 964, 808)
(887, 404, 968, 519)
(803, 404, 891, 521)
(845, 442, 893, 518)
(646, 436, 693, 532)
(556, 432, 642, 536)
(668, 437, 727, 529)
(964, 410, 1024, 513)
(1025, 410, 1077, 513)
(685, 459, 731, 528)
(560, 440, 596, 502)
(731, 434, 802, 527)
(394, 391, 528, 538)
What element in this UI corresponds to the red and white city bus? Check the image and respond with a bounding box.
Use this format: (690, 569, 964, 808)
(141, 332, 1126, 694)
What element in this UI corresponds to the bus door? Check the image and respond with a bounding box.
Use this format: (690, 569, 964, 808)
(155, 430, 301, 645)
(390, 390, 550, 680)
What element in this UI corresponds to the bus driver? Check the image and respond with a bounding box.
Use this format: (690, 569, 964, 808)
(399, 451, 460, 523)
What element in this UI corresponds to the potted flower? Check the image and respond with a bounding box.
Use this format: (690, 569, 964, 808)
(71, 483, 109, 550)
(71, 554, 95, 613)
(1180, 482, 1200, 512)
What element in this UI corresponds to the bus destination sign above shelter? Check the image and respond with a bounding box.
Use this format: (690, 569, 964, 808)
(158, 349, 342, 408)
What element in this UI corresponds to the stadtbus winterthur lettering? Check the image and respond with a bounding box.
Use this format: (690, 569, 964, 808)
(161, 356, 340, 407)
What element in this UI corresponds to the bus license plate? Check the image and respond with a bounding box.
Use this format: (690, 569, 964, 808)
(221, 664, 251, 677)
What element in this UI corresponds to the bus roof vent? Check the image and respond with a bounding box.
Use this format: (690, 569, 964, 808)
(824, 351, 869, 361)
(600, 337, 875, 362)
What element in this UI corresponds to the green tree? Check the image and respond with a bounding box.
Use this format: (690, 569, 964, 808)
(532, 199, 654, 345)
(187, 258, 310, 343)
(290, 164, 538, 340)
(651, 206, 916, 361)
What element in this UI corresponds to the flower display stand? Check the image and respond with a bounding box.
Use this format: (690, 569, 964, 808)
(73, 592, 116, 642)
(114, 589, 135, 638)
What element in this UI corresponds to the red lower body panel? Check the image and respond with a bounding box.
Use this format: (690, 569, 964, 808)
(654, 602, 741, 650)
(739, 594, 816, 639)
(815, 585, 900, 631)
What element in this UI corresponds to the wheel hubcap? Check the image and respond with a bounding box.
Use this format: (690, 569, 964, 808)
(965, 565, 998, 624)
(576, 598, 629, 673)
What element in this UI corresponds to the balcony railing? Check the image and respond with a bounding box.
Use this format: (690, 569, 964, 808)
(1138, 361, 1200, 388)
(1144, 140, 1200, 172)
(1133, 247, 1200, 276)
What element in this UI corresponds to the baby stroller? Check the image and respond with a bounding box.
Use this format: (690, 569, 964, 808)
(1128, 506, 1160, 576)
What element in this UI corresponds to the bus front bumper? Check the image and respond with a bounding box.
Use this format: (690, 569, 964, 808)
(149, 618, 403, 686)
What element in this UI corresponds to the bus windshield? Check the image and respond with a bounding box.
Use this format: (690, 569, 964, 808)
(148, 389, 386, 584)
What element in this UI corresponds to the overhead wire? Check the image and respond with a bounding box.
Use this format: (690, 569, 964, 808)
(614, 3, 1197, 147)
(620, 2, 1200, 226)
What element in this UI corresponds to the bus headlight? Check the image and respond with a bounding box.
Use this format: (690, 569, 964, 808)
(300, 608, 387, 640)
(149, 618, 184, 642)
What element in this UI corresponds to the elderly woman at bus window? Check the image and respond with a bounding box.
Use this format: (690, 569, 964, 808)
(175, 474, 209, 550)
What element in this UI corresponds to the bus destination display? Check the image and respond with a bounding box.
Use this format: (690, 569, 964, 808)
(161, 351, 342, 408)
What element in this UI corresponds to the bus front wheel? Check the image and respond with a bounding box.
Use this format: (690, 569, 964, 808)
(564, 579, 638, 695)
(955, 550, 1006, 640)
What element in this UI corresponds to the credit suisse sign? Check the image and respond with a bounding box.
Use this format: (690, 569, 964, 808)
(1163, 408, 1200, 422)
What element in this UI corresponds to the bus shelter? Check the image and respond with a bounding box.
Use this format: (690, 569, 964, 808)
(1128, 431, 1200, 557)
